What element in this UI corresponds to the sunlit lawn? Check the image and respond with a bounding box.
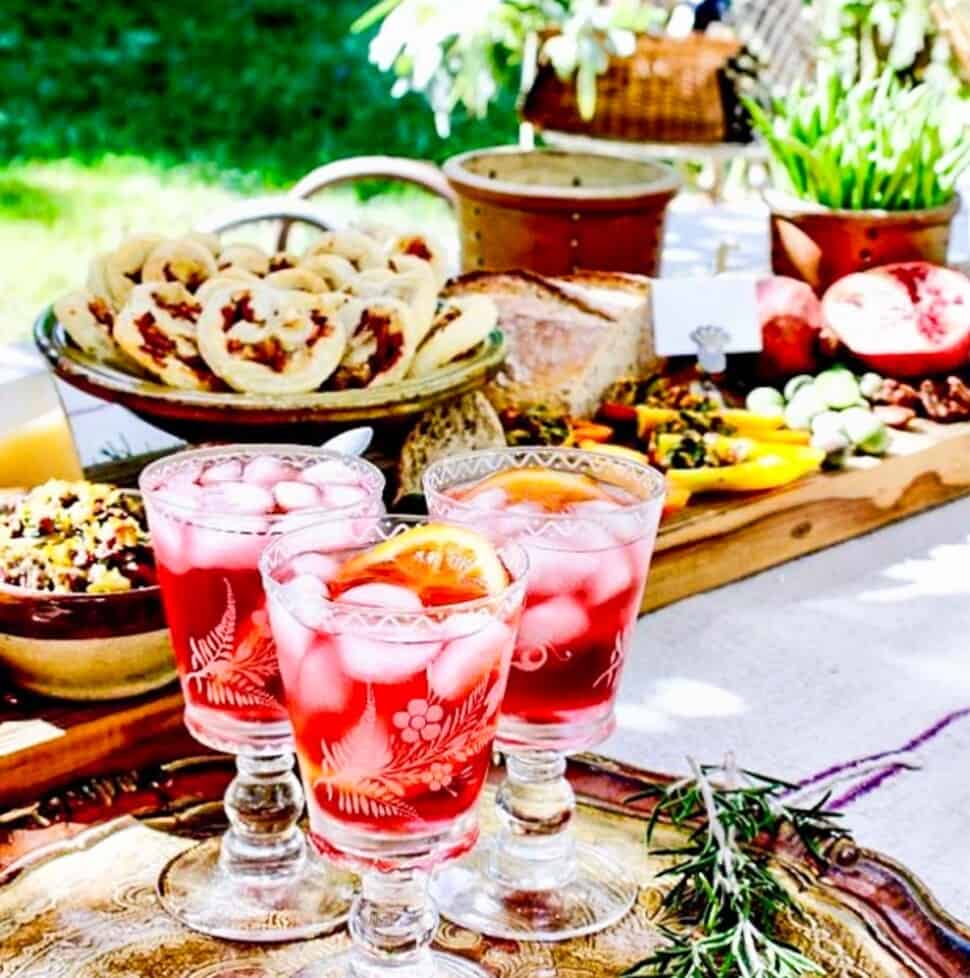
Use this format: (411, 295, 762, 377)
(0, 159, 236, 343)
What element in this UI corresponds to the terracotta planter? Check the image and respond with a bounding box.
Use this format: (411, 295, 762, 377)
(768, 192, 960, 292)
(443, 147, 680, 276)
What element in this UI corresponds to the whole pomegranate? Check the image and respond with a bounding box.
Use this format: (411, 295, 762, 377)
(822, 263, 970, 378)
(756, 276, 823, 379)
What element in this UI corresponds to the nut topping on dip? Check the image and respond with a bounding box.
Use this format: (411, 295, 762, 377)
(0, 481, 156, 594)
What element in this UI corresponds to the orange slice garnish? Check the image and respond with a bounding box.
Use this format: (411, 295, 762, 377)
(331, 524, 508, 606)
(460, 466, 611, 511)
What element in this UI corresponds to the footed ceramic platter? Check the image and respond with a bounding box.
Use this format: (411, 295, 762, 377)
(35, 307, 505, 442)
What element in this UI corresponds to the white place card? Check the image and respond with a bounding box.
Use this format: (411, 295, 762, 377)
(651, 277, 762, 359)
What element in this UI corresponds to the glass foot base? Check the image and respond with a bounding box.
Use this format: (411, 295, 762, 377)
(292, 951, 487, 978)
(430, 839, 637, 942)
(157, 836, 355, 943)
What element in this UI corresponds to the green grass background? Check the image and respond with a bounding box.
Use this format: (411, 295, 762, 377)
(0, 0, 516, 342)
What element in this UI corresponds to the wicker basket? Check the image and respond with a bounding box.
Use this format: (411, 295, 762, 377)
(522, 32, 746, 144)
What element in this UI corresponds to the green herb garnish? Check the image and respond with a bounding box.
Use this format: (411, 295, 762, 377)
(746, 69, 970, 211)
(624, 757, 848, 978)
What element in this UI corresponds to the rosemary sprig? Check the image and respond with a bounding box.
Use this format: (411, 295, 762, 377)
(624, 756, 849, 978)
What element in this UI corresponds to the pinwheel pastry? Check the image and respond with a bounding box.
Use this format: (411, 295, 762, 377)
(195, 270, 260, 304)
(346, 258, 438, 344)
(304, 229, 385, 272)
(142, 238, 218, 292)
(408, 295, 498, 378)
(263, 267, 328, 294)
(104, 233, 164, 308)
(330, 296, 417, 390)
(300, 253, 358, 290)
(185, 230, 222, 258)
(197, 283, 347, 395)
(387, 233, 447, 288)
(86, 253, 113, 301)
(267, 250, 300, 273)
(114, 282, 218, 391)
(217, 243, 270, 277)
(54, 290, 126, 366)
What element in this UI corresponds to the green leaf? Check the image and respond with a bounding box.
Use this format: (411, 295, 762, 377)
(351, 0, 404, 34)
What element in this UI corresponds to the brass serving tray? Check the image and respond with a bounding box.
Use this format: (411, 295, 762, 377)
(2, 754, 968, 977)
(34, 306, 506, 441)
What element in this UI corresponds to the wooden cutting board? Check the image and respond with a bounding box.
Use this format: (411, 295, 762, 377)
(0, 685, 195, 809)
(643, 418, 970, 612)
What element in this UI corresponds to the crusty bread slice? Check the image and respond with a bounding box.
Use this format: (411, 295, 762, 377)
(397, 391, 506, 501)
(444, 270, 651, 417)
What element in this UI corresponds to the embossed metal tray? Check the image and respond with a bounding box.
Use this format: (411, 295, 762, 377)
(2, 754, 968, 977)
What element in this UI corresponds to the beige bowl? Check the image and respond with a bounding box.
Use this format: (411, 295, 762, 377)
(0, 626, 174, 701)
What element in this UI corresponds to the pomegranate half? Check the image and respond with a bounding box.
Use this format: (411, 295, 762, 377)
(756, 276, 823, 379)
(822, 263, 970, 378)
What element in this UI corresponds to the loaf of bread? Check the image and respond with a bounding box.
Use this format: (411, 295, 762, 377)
(443, 270, 655, 417)
(396, 391, 506, 500)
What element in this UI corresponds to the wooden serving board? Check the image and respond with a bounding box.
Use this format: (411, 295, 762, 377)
(0, 684, 196, 809)
(643, 418, 970, 612)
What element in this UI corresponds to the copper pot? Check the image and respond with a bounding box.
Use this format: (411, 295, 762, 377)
(281, 150, 679, 278)
(768, 192, 959, 292)
(443, 147, 680, 276)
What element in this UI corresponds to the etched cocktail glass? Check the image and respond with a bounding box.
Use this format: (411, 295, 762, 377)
(424, 447, 665, 941)
(140, 444, 385, 942)
(260, 514, 527, 978)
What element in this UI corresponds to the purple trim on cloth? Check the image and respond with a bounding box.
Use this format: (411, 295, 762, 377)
(829, 763, 910, 811)
(791, 707, 970, 809)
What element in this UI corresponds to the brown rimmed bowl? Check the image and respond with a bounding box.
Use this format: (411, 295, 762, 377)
(0, 491, 174, 701)
(34, 306, 507, 443)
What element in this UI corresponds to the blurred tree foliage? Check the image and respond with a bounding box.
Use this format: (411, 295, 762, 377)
(0, 0, 518, 188)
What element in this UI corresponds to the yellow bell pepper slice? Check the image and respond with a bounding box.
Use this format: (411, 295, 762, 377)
(635, 406, 787, 439)
(568, 421, 614, 445)
(744, 427, 811, 446)
(662, 482, 692, 519)
(717, 409, 785, 433)
(658, 435, 824, 493)
(635, 407, 679, 435)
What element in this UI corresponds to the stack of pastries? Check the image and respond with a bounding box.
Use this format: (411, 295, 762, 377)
(54, 228, 498, 395)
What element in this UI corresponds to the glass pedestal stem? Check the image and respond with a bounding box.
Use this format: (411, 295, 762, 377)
(346, 870, 438, 977)
(431, 748, 638, 941)
(490, 750, 577, 890)
(220, 752, 306, 880)
(156, 750, 355, 942)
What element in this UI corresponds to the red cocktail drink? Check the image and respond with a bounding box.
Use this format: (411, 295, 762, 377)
(447, 480, 650, 734)
(144, 448, 384, 752)
(423, 449, 665, 943)
(427, 461, 662, 750)
(139, 445, 384, 944)
(261, 516, 527, 978)
(264, 520, 525, 864)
